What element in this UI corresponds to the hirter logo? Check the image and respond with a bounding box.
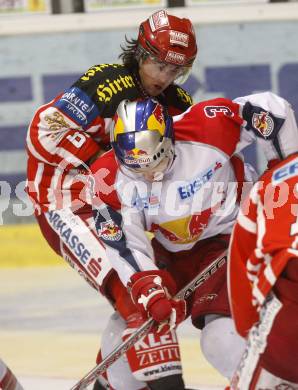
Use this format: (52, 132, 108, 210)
(169, 30, 189, 47)
(165, 51, 186, 65)
(149, 10, 169, 32)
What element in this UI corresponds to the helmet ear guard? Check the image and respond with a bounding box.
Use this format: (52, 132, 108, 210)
(111, 99, 174, 172)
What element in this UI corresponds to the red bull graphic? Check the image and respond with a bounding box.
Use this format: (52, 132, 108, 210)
(151, 103, 164, 125)
(252, 111, 274, 137)
(124, 148, 151, 165)
(150, 204, 220, 244)
(99, 220, 122, 241)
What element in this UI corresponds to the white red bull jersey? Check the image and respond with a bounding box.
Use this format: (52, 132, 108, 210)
(26, 64, 192, 213)
(228, 152, 298, 337)
(91, 92, 298, 286)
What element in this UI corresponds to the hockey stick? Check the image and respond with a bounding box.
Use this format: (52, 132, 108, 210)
(71, 249, 228, 390)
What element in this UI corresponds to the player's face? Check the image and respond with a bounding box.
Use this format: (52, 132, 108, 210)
(139, 56, 182, 96)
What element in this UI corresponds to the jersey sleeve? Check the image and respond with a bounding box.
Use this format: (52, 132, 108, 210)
(234, 92, 298, 163)
(163, 84, 193, 116)
(27, 64, 140, 170)
(173, 93, 298, 166)
(228, 182, 259, 337)
(229, 156, 298, 336)
(27, 88, 105, 169)
(173, 97, 244, 156)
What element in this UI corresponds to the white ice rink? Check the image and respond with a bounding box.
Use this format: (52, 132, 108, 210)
(0, 266, 228, 390)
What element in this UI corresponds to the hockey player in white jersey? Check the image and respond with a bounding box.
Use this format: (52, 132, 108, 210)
(90, 92, 298, 384)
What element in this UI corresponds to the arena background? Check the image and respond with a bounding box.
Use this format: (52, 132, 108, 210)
(0, 1, 298, 389)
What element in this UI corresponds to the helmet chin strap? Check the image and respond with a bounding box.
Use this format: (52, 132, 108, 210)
(152, 171, 164, 181)
(132, 69, 149, 98)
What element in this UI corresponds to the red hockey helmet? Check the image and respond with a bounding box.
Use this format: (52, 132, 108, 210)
(137, 10, 197, 68)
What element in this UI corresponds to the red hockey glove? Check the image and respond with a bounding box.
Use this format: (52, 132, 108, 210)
(128, 270, 186, 334)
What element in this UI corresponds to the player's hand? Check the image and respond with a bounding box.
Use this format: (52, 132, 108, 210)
(128, 270, 186, 334)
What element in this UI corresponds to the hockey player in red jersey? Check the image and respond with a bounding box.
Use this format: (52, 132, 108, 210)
(90, 92, 298, 384)
(26, 10, 197, 390)
(228, 153, 298, 389)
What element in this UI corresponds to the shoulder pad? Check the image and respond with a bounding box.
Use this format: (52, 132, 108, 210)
(163, 84, 193, 114)
(78, 64, 126, 83)
(72, 64, 140, 117)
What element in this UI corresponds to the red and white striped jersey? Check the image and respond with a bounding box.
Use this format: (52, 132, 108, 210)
(26, 64, 193, 213)
(91, 92, 298, 287)
(228, 153, 298, 337)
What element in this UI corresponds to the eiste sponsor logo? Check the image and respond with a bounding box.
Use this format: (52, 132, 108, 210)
(178, 161, 223, 200)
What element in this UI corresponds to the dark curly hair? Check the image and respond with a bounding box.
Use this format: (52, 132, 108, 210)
(119, 36, 139, 72)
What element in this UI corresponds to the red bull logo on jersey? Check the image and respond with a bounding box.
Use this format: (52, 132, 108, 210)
(252, 111, 274, 137)
(124, 148, 151, 165)
(99, 220, 122, 241)
(150, 205, 219, 244)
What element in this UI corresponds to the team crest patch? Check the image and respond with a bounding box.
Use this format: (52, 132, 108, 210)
(252, 111, 274, 137)
(99, 220, 122, 241)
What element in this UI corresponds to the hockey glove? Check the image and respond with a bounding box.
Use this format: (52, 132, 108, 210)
(128, 270, 186, 334)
